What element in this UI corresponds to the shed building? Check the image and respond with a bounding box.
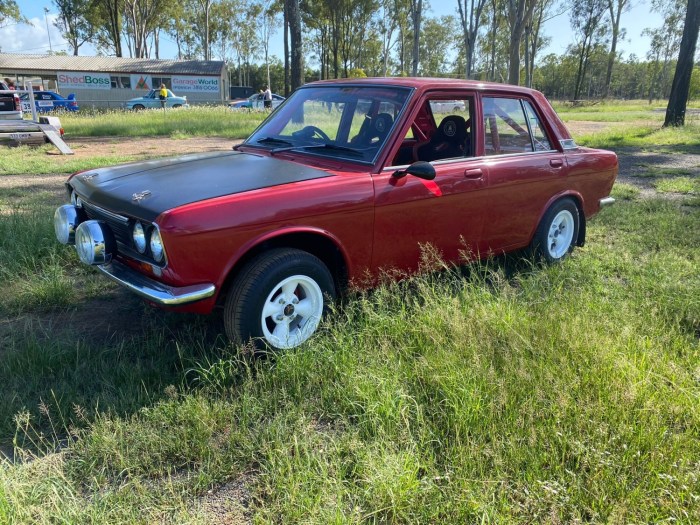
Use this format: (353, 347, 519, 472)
(0, 53, 228, 108)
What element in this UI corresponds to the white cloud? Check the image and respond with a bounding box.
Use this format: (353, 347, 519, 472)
(0, 14, 94, 55)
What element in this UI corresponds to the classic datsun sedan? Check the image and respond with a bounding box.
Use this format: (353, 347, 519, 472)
(54, 78, 617, 350)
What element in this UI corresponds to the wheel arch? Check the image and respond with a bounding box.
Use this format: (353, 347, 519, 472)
(531, 191, 586, 248)
(216, 228, 350, 308)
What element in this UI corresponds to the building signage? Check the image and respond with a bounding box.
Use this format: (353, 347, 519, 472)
(172, 76, 219, 93)
(57, 72, 111, 90)
(131, 75, 153, 90)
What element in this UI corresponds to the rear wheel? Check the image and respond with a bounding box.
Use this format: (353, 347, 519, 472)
(531, 198, 579, 263)
(132, 104, 145, 111)
(224, 248, 336, 350)
(172, 104, 182, 108)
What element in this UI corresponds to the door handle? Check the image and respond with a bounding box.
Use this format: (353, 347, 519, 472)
(464, 168, 483, 179)
(550, 159, 564, 168)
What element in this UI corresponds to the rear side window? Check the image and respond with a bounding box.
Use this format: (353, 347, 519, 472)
(483, 97, 552, 155)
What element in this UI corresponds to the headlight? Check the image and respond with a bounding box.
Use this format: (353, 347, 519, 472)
(132, 222, 146, 253)
(149, 227, 165, 263)
(54, 204, 80, 245)
(75, 220, 116, 265)
(70, 190, 82, 208)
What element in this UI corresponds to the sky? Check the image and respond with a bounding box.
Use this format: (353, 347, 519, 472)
(1, 0, 665, 64)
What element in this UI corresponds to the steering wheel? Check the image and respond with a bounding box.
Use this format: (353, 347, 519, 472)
(293, 125, 330, 142)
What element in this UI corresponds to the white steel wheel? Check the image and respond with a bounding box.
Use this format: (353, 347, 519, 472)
(546, 209, 575, 259)
(260, 275, 324, 349)
(224, 248, 335, 351)
(531, 198, 580, 263)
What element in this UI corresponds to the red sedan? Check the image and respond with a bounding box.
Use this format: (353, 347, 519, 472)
(54, 78, 617, 350)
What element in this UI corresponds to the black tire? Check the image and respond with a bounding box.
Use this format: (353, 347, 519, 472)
(530, 198, 580, 263)
(224, 248, 335, 350)
(132, 104, 145, 111)
(172, 104, 182, 108)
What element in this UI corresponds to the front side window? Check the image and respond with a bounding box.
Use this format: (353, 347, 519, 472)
(245, 85, 412, 164)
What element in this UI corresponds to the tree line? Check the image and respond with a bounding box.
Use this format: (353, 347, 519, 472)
(1, 0, 697, 125)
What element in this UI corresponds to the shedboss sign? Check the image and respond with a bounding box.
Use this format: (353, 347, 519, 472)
(58, 72, 111, 90)
(172, 76, 219, 93)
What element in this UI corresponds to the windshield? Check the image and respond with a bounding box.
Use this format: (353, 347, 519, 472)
(244, 85, 412, 164)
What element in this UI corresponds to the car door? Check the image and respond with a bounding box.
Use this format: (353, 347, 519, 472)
(371, 93, 489, 274)
(478, 95, 568, 252)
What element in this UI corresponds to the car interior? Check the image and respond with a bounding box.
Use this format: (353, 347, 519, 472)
(391, 98, 473, 166)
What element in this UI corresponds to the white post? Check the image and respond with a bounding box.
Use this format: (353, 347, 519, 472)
(27, 81, 38, 122)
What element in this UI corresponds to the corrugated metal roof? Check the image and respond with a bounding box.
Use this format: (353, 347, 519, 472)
(0, 53, 225, 76)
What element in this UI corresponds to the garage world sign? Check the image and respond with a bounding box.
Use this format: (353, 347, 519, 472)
(171, 76, 219, 92)
(57, 72, 111, 90)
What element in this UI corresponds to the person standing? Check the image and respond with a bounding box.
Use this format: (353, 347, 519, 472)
(159, 83, 168, 109)
(263, 85, 272, 110)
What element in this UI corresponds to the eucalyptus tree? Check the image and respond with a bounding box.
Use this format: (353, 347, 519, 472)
(643, 0, 684, 101)
(88, 0, 123, 57)
(506, 0, 536, 84)
(569, 0, 608, 99)
(285, 0, 303, 90)
(0, 0, 24, 29)
(53, 0, 95, 55)
(257, 0, 281, 89)
(409, 0, 423, 75)
(524, 0, 555, 87)
(123, 0, 169, 58)
(457, 0, 488, 79)
(603, 0, 631, 97)
(420, 15, 459, 76)
(665, 0, 700, 126)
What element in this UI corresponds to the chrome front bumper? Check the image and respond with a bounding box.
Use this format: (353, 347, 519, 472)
(599, 197, 616, 207)
(97, 259, 216, 306)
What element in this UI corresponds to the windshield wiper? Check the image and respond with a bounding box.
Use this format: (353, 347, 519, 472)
(271, 143, 365, 157)
(255, 136, 294, 146)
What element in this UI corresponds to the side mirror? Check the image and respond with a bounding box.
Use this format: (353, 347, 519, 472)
(392, 161, 436, 181)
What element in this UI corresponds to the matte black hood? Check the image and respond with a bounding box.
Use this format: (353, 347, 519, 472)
(69, 151, 331, 222)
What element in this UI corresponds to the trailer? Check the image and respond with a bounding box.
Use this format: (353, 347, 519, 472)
(0, 84, 73, 155)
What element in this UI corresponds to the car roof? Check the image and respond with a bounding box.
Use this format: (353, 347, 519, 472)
(305, 77, 542, 97)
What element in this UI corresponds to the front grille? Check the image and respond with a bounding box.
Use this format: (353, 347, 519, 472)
(81, 200, 131, 246)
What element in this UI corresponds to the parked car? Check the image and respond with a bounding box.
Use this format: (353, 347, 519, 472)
(230, 92, 285, 110)
(125, 89, 188, 110)
(19, 90, 79, 113)
(54, 78, 617, 351)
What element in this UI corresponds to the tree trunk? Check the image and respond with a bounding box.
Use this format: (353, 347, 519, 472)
(604, 0, 625, 98)
(664, 0, 700, 126)
(411, 0, 422, 75)
(288, 0, 303, 90)
(507, 0, 534, 85)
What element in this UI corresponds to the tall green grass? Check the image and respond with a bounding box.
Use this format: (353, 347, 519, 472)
(0, 190, 698, 522)
(60, 106, 265, 138)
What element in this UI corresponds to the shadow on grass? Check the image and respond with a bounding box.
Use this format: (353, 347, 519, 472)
(0, 287, 242, 454)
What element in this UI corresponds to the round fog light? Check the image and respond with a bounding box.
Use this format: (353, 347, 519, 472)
(54, 204, 80, 245)
(75, 220, 116, 265)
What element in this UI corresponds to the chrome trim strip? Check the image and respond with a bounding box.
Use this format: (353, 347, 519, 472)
(96, 259, 216, 306)
(80, 199, 129, 224)
(383, 149, 560, 172)
(599, 197, 615, 207)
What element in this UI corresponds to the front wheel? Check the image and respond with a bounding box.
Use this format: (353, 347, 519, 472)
(531, 198, 580, 263)
(132, 104, 145, 111)
(224, 248, 336, 350)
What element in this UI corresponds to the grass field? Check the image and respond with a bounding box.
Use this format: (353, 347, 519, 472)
(0, 102, 698, 523)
